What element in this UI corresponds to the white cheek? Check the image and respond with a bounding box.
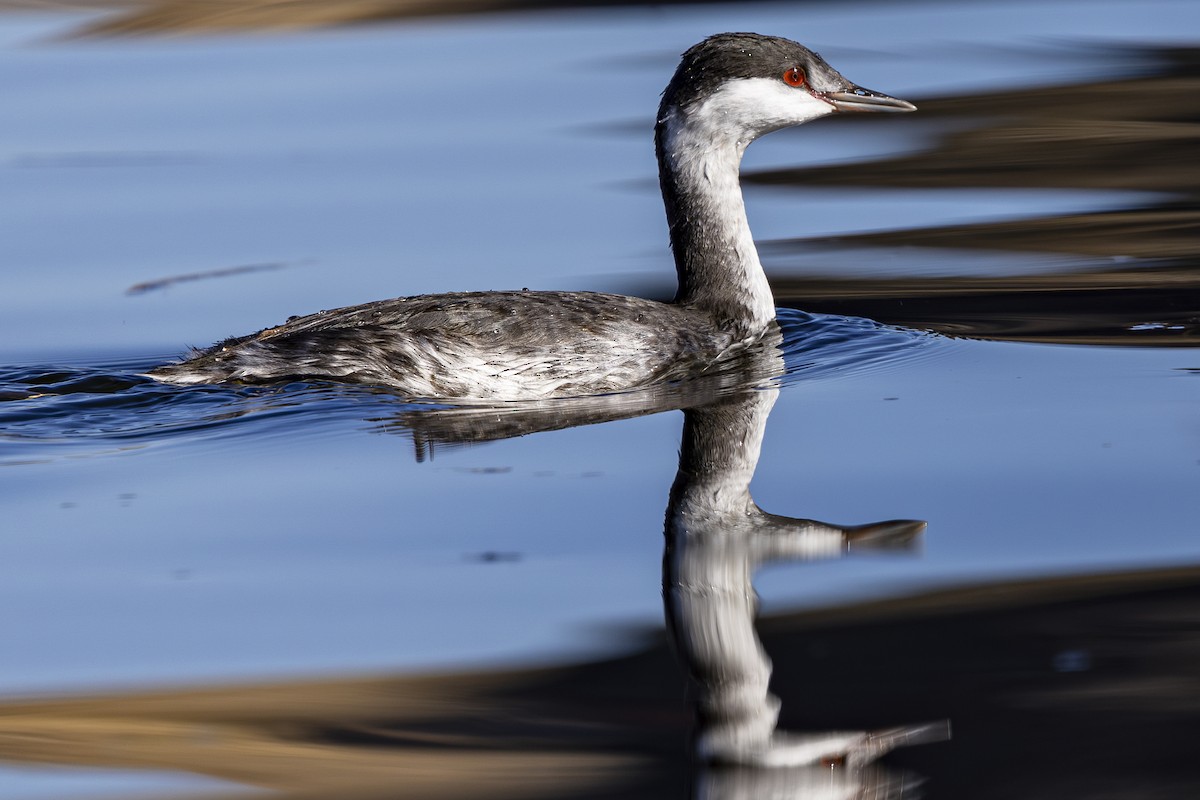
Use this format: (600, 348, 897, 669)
(689, 77, 836, 144)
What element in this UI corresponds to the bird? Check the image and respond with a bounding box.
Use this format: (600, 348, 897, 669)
(148, 33, 915, 402)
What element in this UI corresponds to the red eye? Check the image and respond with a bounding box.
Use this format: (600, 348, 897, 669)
(782, 66, 806, 87)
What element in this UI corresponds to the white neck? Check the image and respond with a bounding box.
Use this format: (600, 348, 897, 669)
(656, 78, 837, 339)
(659, 108, 774, 337)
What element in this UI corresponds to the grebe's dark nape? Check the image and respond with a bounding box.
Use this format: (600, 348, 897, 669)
(149, 33, 915, 401)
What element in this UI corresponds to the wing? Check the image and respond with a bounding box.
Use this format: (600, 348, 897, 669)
(154, 291, 738, 400)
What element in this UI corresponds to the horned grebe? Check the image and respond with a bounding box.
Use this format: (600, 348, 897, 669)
(148, 33, 914, 401)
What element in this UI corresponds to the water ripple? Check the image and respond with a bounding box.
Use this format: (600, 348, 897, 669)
(0, 356, 424, 448)
(775, 307, 938, 384)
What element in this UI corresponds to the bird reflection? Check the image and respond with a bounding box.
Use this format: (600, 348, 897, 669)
(697, 761, 923, 800)
(392, 332, 946, 790)
(664, 386, 946, 784)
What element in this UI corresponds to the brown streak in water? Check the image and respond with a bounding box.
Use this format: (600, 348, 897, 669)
(1, 565, 1199, 798)
(0, 0, 758, 37)
(771, 268, 1200, 346)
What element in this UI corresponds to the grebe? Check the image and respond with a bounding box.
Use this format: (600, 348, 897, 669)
(149, 33, 914, 400)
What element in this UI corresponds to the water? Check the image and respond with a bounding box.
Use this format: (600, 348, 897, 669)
(0, 309, 934, 688)
(0, 764, 246, 800)
(1, 0, 1198, 796)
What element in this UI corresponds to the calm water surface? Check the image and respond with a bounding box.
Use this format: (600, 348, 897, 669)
(1, 1, 1199, 794)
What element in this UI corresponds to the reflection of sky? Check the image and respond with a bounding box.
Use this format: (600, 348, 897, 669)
(0, 0, 1198, 698)
(0, 763, 245, 800)
(746, 187, 1171, 243)
(1, 403, 679, 691)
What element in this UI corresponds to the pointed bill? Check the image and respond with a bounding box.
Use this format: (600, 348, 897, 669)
(824, 86, 917, 113)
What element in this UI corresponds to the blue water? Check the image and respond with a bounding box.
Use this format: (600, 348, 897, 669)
(0, 764, 244, 800)
(1, 0, 1198, 714)
(0, 310, 941, 687)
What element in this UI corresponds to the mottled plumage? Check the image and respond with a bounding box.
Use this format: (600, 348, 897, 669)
(152, 291, 741, 401)
(149, 33, 914, 401)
